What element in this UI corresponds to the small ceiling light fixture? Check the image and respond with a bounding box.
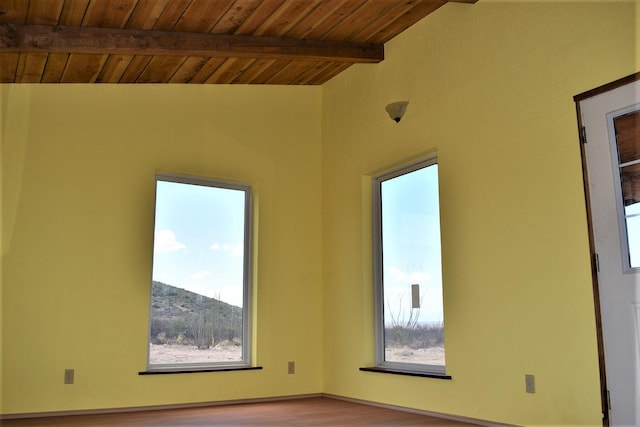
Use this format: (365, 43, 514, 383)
(385, 101, 409, 123)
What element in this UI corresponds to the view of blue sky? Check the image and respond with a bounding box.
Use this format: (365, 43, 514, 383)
(152, 180, 246, 308)
(152, 169, 445, 322)
(381, 164, 444, 326)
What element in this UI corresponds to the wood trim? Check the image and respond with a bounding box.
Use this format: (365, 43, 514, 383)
(359, 366, 451, 379)
(139, 366, 263, 375)
(0, 394, 323, 420)
(324, 394, 518, 427)
(574, 71, 640, 103)
(1, 393, 508, 426)
(0, 24, 384, 63)
(573, 71, 640, 427)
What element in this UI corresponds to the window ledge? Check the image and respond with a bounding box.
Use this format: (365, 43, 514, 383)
(139, 366, 263, 375)
(359, 366, 451, 380)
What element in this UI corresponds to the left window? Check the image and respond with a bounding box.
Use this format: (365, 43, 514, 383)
(147, 174, 252, 371)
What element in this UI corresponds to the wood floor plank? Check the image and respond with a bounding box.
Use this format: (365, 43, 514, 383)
(1, 397, 484, 426)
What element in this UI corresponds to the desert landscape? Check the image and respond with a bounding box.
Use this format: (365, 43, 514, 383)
(149, 342, 444, 366)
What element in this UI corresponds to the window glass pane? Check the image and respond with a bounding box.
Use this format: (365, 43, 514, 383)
(625, 202, 640, 268)
(148, 177, 250, 369)
(377, 161, 445, 370)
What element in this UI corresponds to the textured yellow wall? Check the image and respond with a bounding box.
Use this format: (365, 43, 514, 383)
(1, 1, 638, 424)
(321, 1, 637, 426)
(1, 84, 323, 414)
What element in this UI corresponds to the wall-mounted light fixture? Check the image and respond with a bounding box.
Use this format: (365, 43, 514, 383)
(385, 101, 409, 123)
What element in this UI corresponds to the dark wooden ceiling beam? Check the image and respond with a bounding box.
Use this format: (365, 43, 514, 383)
(0, 24, 383, 63)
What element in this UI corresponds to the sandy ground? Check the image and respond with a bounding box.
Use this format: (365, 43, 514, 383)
(149, 343, 242, 364)
(150, 343, 444, 365)
(386, 346, 445, 365)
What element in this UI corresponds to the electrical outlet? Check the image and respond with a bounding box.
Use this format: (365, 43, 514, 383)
(287, 361, 295, 374)
(64, 369, 74, 385)
(525, 374, 535, 393)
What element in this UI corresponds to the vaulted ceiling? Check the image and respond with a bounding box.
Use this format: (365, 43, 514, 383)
(0, 0, 477, 85)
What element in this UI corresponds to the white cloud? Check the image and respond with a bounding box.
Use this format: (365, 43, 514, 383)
(230, 243, 244, 257)
(210, 242, 244, 257)
(154, 229, 186, 252)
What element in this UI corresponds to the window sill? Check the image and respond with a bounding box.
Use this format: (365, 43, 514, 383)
(139, 366, 263, 375)
(359, 366, 451, 380)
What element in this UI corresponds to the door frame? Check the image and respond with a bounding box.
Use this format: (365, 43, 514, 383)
(574, 71, 640, 427)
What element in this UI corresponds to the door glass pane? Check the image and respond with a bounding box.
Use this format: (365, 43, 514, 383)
(614, 111, 640, 269)
(625, 202, 640, 268)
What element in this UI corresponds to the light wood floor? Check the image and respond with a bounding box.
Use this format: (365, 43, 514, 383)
(1, 396, 485, 426)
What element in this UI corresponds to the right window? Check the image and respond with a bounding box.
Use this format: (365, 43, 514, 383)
(373, 157, 445, 374)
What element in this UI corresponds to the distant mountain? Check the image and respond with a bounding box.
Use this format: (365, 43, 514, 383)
(149, 281, 242, 348)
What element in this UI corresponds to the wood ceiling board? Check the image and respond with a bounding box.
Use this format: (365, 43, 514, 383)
(265, 59, 318, 85)
(231, 57, 276, 84)
(173, 0, 236, 33)
(281, 0, 350, 39)
(250, 58, 291, 84)
(41, 53, 69, 82)
(16, 53, 48, 83)
(151, 0, 192, 31)
(126, 0, 172, 30)
(324, 0, 398, 42)
(366, 0, 448, 43)
(204, 57, 254, 83)
(118, 54, 152, 82)
(290, 61, 337, 85)
(0, 0, 478, 85)
(58, 0, 90, 26)
(211, 0, 263, 34)
(188, 57, 227, 83)
(60, 53, 107, 82)
(0, 0, 28, 24)
(252, 0, 323, 37)
(302, 0, 368, 41)
(136, 55, 188, 83)
(169, 56, 209, 83)
(0, 53, 18, 82)
(96, 54, 134, 82)
(26, 1, 64, 25)
(233, 0, 287, 35)
(82, 0, 137, 28)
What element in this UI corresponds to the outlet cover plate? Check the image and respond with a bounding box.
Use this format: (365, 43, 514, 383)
(525, 374, 535, 393)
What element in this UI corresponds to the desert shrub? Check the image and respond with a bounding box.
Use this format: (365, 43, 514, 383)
(155, 332, 167, 344)
(385, 323, 444, 349)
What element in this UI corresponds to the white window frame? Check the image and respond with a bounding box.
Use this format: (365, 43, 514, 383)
(146, 173, 253, 372)
(372, 156, 446, 375)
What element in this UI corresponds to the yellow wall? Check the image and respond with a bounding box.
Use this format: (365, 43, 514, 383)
(321, 1, 637, 426)
(1, 1, 638, 425)
(1, 84, 323, 413)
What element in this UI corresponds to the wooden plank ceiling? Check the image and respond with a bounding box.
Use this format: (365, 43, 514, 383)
(0, 0, 476, 85)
